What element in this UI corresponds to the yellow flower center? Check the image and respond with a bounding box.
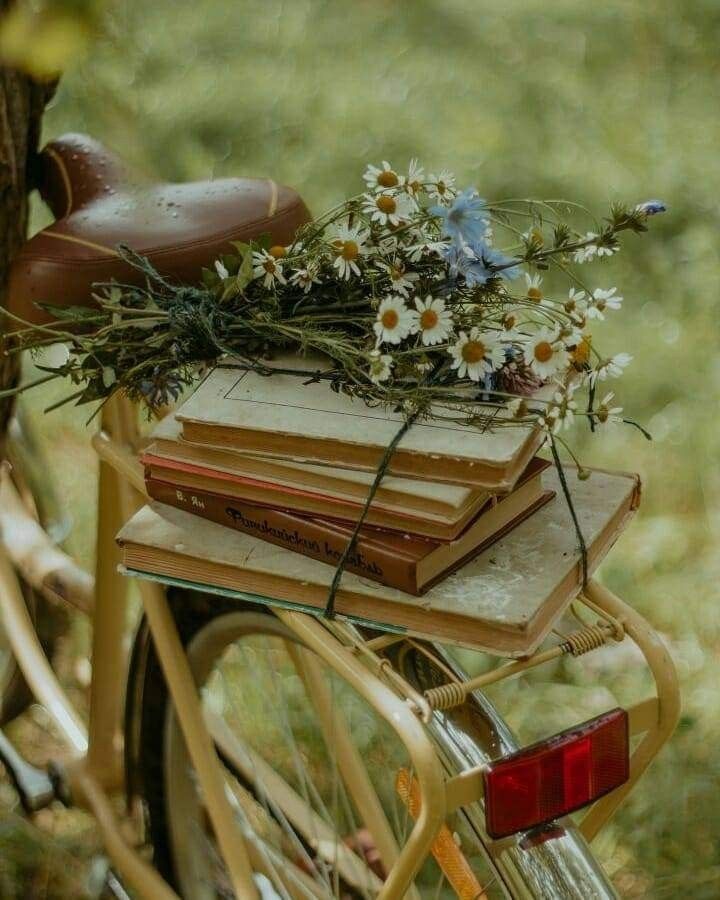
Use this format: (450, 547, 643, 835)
(597, 407, 609, 423)
(462, 340, 486, 364)
(381, 309, 400, 329)
(596, 298, 606, 311)
(376, 195, 397, 214)
(340, 240, 359, 261)
(377, 170, 399, 188)
(420, 308, 439, 330)
(503, 313, 517, 330)
(534, 340, 554, 363)
(269, 245, 286, 259)
(263, 259, 277, 274)
(436, 181, 447, 195)
(527, 287, 543, 302)
(572, 336, 591, 365)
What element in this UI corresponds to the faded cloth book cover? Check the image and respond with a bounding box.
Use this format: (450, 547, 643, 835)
(144, 458, 551, 594)
(118, 468, 641, 655)
(175, 356, 547, 491)
(148, 412, 481, 522)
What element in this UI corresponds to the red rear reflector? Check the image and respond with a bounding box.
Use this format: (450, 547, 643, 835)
(484, 708, 629, 839)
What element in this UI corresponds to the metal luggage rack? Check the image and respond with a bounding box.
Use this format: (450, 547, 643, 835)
(316, 579, 680, 843)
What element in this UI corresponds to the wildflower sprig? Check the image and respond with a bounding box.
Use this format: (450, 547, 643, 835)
(1, 160, 664, 445)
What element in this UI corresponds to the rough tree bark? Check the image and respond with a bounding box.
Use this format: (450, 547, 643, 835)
(0, 0, 56, 433)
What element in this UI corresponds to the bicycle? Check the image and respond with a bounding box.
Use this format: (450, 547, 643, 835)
(0, 133, 680, 899)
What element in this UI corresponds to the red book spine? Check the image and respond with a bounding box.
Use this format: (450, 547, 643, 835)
(145, 478, 420, 594)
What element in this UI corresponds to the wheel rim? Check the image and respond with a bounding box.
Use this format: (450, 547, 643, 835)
(161, 611, 487, 899)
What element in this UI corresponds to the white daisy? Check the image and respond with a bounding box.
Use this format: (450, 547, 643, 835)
(252, 250, 287, 288)
(402, 159, 425, 197)
(573, 233, 600, 264)
(214, 259, 229, 279)
(564, 287, 588, 323)
(377, 257, 420, 297)
(414, 296, 453, 346)
(596, 391, 623, 425)
(373, 296, 418, 345)
(368, 350, 394, 384)
(589, 353, 633, 386)
(362, 191, 415, 227)
(523, 326, 569, 379)
(427, 170, 457, 204)
(328, 222, 370, 280)
(499, 308, 523, 341)
(587, 287, 623, 320)
(524, 272, 544, 303)
(448, 328, 505, 381)
(363, 161, 400, 192)
(289, 263, 321, 294)
(405, 232, 451, 263)
(541, 385, 578, 434)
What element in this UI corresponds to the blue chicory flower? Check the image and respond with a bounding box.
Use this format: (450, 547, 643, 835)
(636, 199, 666, 216)
(431, 188, 490, 245)
(443, 240, 521, 285)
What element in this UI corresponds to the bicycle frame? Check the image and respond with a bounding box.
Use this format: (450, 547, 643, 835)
(0, 392, 681, 899)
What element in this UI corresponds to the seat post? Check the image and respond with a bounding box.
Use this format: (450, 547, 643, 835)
(86, 395, 141, 788)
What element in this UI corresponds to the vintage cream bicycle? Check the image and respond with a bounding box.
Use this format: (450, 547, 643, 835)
(0, 134, 680, 899)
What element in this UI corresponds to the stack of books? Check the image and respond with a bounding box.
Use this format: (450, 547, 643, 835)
(118, 357, 641, 653)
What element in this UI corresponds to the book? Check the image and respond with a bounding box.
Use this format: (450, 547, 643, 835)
(144, 458, 552, 594)
(141, 452, 518, 540)
(147, 412, 481, 523)
(175, 356, 547, 491)
(117, 467, 641, 655)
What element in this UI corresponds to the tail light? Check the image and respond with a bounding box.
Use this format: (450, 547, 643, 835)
(484, 708, 629, 839)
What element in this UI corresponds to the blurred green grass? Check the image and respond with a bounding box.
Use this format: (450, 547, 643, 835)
(3, 0, 720, 896)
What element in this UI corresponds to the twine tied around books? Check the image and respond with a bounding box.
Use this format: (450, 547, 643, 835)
(323, 409, 421, 618)
(323, 417, 590, 620)
(548, 433, 589, 588)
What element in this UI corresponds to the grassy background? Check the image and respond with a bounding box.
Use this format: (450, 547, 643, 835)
(3, 0, 720, 895)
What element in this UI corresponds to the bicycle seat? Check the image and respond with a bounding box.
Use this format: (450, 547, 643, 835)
(7, 134, 311, 325)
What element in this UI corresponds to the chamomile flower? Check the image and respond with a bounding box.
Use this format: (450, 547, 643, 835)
(362, 191, 415, 227)
(252, 250, 287, 288)
(498, 308, 523, 341)
(405, 230, 450, 263)
(363, 160, 400, 192)
(524, 272, 544, 303)
(588, 353, 633, 386)
(328, 222, 370, 280)
(573, 233, 600, 264)
(402, 159, 425, 197)
(595, 392, 623, 425)
(541, 385, 578, 434)
(289, 263, 321, 293)
(373, 296, 418, 345)
(523, 327, 569, 379)
(448, 328, 505, 381)
(427, 170, 457, 204)
(368, 350, 394, 384)
(214, 259, 229, 279)
(377, 258, 420, 297)
(587, 287, 623, 320)
(564, 287, 588, 323)
(414, 296, 453, 346)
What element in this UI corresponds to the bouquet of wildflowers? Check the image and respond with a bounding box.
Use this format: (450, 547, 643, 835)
(4, 159, 664, 458)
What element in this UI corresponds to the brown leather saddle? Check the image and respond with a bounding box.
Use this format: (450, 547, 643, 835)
(8, 133, 311, 325)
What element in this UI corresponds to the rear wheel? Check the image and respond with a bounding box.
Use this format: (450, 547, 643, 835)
(128, 597, 499, 899)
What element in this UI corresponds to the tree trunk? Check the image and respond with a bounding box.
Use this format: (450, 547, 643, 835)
(0, 7, 56, 432)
